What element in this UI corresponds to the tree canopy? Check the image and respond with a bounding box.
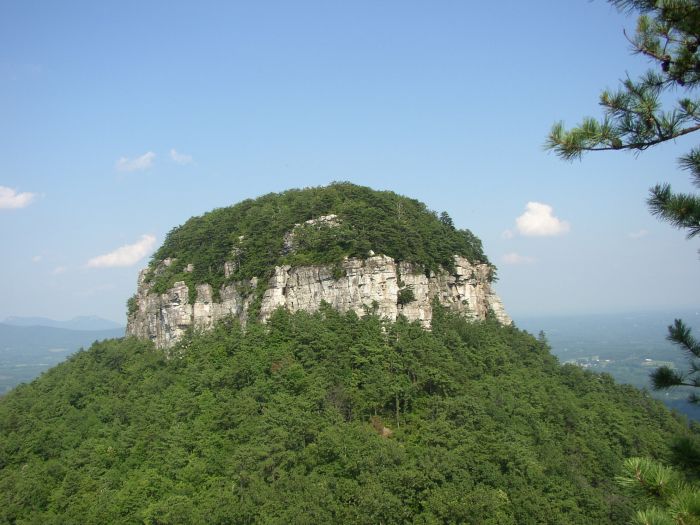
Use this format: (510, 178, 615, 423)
(0, 308, 694, 523)
(144, 183, 492, 304)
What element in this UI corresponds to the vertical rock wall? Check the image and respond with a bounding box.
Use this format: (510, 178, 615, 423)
(126, 254, 510, 348)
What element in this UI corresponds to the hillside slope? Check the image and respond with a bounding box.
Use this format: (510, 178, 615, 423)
(0, 308, 693, 524)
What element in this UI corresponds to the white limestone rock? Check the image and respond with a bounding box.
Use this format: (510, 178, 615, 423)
(127, 254, 511, 349)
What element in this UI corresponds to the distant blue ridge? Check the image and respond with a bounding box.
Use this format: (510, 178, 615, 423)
(2, 315, 124, 331)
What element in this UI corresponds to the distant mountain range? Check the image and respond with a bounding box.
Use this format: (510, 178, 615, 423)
(0, 322, 125, 394)
(0, 323, 125, 354)
(2, 315, 123, 331)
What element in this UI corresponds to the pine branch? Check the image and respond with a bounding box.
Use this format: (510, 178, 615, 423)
(650, 366, 691, 390)
(618, 457, 678, 499)
(618, 456, 700, 524)
(632, 508, 677, 525)
(547, 122, 700, 159)
(648, 186, 700, 238)
(667, 319, 700, 357)
(679, 148, 700, 188)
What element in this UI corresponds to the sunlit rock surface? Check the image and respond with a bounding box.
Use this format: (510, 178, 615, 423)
(126, 254, 510, 348)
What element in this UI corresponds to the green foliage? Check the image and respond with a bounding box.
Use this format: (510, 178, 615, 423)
(0, 309, 693, 523)
(617, 456, 700, 524)
(126, 295, 138, 317)
(651, 319, 700, 402)
(397, 287, 416, 306)
(671, 436, 700, 474)
(144, 183, 492, 304)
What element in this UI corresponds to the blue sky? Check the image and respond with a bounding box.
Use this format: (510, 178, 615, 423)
(2, 1, 699, 324)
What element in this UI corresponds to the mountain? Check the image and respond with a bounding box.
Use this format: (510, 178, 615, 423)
(3, 315, 123, 331)
(1, 307, 692, 524)
(0, 323, 125, 352)
(0, 184, 696, 523)
(127, 183, 508, 348)
(0, 323, 125, 394)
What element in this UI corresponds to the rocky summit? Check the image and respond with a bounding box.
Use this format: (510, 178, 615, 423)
(125, 183, 510, 348)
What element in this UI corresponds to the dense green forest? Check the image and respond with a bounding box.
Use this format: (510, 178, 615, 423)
(4, 185, 697, 522)
(1, 306, 693, 524)
(144, 183, 491, 301)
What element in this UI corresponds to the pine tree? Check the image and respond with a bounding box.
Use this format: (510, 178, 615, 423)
(651, 319, 700, 402)
(546, 0, 700, 402)
(617, 457, 700, 524)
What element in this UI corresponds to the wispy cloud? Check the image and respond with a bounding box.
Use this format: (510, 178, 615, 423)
(87, 234, 156, 268)
(515, 202, 570, 237)
(502, 252, 536, 265)
(0, 186, 36, 209)
(51, 266, 67, 275)
(31, 255, 42, 263)
(170, 148, 193, 165)
(501, 229, 515, 239)
(115, 152, 156, 172)
(628, 229, 649, 239)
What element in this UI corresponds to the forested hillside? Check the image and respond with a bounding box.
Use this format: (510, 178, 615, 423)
(0, 307, 692, 524)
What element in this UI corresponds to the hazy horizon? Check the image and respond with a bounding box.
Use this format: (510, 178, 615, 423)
(2, 307, 699, 329)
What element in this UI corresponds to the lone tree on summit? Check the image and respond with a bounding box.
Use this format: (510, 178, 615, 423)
(547, 0, 700, 403)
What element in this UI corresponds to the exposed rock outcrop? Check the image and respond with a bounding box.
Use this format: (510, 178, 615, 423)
(282, 214, 340, 254)
(126, 254, 511, 349)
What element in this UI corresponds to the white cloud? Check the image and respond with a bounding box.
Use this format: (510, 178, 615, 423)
(87, 234, 156, 268)
(0, 186, 36, 209)
(628, 229, 649, 239)
(51, 266, 66, 275)
(501, 229, 514, 239)
(31, 255, 42, 263)
(115, 152, 156, 172)
(170, 148, 193, 165)
(502, 252, 536, 265)
(515, 202, 570, 237)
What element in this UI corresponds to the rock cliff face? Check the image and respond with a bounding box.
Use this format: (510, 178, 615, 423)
(126, 254, 511, 349)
